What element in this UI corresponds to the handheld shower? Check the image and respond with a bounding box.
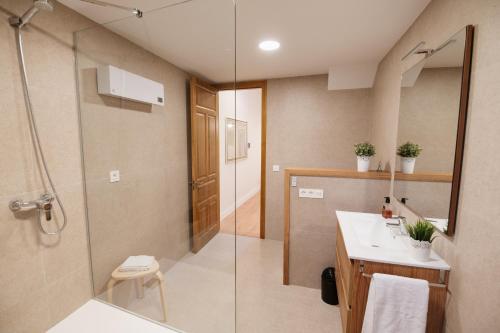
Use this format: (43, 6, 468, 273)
(9, 0, 54, 28)
(33, 0, 54, 11)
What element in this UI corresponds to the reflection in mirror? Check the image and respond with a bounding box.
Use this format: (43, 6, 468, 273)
(394, 26, 474, 235)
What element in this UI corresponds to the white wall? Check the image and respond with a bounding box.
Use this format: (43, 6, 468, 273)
(219, 89, 262, 219)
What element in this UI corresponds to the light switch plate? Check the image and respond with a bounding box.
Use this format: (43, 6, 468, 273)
(298, 188, 324, 199)
(273, 165, 280, 172)
(109, 170, 120, 183)
(291, 176, 297, 187)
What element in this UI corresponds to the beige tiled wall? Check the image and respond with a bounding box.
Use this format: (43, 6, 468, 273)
(75, 25, 192, 300)
(265, 75, 378, 241)
(369, 0, 500, 331)
(0, 1, 94, 332)
(289, 177, 389, 289)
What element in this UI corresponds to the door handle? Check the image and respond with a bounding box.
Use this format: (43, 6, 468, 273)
(190, 180, 201, 189)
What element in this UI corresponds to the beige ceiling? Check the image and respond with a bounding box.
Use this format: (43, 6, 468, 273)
(61, 0, 431, 83)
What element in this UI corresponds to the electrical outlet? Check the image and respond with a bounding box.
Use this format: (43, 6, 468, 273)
(291, 176, 297, 187)
(109, 170, 120, 183)
(298, 188, 324, 199)
(273, 165, 280, 172)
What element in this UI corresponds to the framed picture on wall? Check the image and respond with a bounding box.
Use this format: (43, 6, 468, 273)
(225, 118, 248, 163)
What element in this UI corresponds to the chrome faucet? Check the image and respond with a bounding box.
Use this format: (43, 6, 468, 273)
(9, 193, 54, 221)
(386, 216, 409, 237)
(398, 216, 409, 236)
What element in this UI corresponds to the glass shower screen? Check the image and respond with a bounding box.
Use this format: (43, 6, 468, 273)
(75, 1, 236, 332)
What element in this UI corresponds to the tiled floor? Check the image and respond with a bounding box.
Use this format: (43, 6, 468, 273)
(220, 192, 261, 238)
(98, 233, 341, 333)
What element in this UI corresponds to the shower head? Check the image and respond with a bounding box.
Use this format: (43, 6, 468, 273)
(9, 0, 54, 28)
(33, 0, 54, 11)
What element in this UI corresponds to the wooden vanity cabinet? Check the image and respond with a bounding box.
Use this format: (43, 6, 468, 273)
(335, 224, 449, 333)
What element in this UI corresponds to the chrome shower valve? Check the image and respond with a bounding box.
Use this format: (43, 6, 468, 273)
(9, 193, 55, 218)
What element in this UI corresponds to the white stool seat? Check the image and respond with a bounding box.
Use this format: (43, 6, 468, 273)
(111, 260, 160, 280)
(106, 259, 167, 322)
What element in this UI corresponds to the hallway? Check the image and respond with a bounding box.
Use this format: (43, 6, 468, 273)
(220, 192, 261, 238)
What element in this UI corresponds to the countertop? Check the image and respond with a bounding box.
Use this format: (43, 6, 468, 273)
(336, 210, 450, 271)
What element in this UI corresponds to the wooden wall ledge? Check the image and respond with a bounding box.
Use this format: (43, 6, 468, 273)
(283, 167, 390, 285)
(394, 171, 453, 183)
(284, 168, 391, 180)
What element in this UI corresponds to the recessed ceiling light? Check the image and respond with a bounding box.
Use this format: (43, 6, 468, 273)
(259, 40, 280, 51)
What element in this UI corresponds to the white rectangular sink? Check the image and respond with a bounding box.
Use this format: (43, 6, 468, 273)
(336, 211, 450, 271)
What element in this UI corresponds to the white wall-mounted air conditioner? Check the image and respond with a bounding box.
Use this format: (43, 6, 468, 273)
(97, 65, 165, 106)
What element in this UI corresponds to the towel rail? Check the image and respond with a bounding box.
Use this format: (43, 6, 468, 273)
(358, 262, 447, 289)
(361, 272, 447, 289)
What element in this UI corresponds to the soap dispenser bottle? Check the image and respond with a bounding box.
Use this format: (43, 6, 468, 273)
(382, 196, 393, 219)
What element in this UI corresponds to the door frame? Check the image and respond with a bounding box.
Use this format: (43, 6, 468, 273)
(215, 80, 267, 239)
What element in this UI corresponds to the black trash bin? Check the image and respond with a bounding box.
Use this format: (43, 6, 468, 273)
(321, 267, 338, 305)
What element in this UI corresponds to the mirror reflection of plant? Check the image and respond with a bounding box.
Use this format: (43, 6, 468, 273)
(397, 142, 422, 158)
(354, 142, 376, 157)
(405, 220, 437, 243)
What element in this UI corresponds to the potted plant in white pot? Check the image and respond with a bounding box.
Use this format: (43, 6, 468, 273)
(397, 142, 422, 174)
(354, 142, 375, 172)
(405, 220, 437, 261)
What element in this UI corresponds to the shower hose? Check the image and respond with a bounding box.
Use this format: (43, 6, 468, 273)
(15, 27, 67, 235)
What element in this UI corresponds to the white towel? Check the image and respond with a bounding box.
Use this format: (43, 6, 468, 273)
(362, 273, 429, 333)
(119, 255, 155, 272)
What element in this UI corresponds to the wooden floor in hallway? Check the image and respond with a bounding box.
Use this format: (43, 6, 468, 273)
(220, 192, 260, 238)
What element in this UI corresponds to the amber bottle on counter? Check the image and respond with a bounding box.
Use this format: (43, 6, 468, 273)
(382, 196, 393, 219)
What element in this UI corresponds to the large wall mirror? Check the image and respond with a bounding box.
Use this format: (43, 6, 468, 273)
(394, 25, 474, 236)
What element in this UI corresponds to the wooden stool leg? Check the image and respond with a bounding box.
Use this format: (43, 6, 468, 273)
(155, 271, 167, 322)
(135, 277, 144, 299)
(107, 278, 117, 303)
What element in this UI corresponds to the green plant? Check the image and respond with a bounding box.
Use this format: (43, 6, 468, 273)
(354, 142, 375, 157)
(405, 220, 437, 243)
(397, 142, 422, 158)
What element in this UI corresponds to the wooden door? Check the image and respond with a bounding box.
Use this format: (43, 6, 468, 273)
(190, 77, 220, 253)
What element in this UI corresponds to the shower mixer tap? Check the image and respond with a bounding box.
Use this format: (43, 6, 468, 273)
(9, 193, 55, 221)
